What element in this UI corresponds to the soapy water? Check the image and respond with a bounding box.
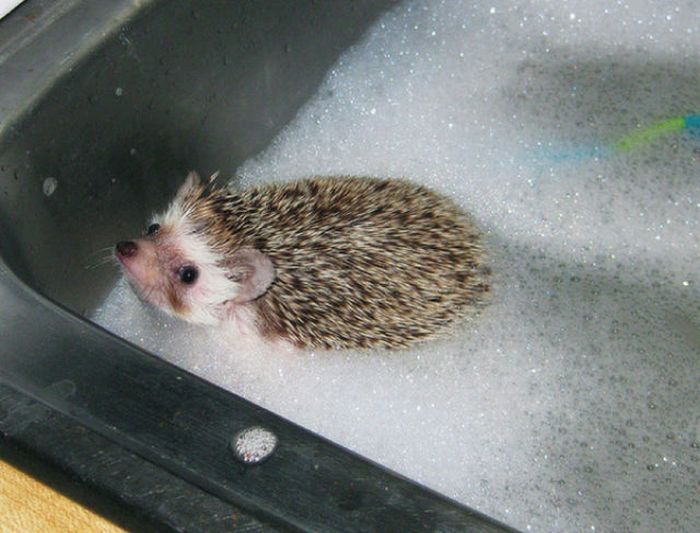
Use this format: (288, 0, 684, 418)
(94, 1, 700, 531)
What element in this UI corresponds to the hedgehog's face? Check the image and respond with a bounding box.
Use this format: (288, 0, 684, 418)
(114, 217, 236, 325)
(115, 172, 275, 325)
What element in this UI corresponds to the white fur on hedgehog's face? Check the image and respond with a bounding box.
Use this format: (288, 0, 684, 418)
(115, 172, 275, 326)
(115, 203, 238, 325)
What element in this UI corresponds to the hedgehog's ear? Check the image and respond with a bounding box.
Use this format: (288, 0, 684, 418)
(226, 248, 275, 303)
(175, 171, 201, 204)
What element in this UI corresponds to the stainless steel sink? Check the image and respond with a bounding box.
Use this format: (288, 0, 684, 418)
(0, 1, 513, 530)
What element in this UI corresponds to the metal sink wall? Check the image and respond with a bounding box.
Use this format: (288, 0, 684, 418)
(0, 0, 512, 530)
(0, 0, 396, 313)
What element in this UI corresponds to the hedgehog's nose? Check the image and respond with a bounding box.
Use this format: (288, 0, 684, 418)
(115, 240, 138, 258)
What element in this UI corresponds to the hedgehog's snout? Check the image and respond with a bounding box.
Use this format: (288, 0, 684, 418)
(115, 240, 138, 259)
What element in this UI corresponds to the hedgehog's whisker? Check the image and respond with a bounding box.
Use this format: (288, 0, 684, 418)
(85, 246, 114, 259)
(140, 284, 160, 304)
(85, 253, 118, 270)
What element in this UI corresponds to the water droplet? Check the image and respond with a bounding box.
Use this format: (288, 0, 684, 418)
(42, 177, 58, 197)
(231, 426, 278, 465)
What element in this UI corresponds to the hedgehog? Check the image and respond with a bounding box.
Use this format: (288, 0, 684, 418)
(114, 172, 489, 350)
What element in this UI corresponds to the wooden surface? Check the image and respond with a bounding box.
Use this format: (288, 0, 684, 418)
(0, 458, 125, 532)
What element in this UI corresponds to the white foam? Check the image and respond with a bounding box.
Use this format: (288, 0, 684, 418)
(94, 1, 700, 531)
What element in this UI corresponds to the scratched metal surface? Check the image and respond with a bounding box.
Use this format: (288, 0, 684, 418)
(0, 383, 268, 532)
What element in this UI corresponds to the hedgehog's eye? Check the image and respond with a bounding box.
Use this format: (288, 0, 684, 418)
(146, 223, 161, 236)
(178, 265, 198, 285)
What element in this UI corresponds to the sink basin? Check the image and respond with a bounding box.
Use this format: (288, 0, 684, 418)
(0, 0, 513, 530)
